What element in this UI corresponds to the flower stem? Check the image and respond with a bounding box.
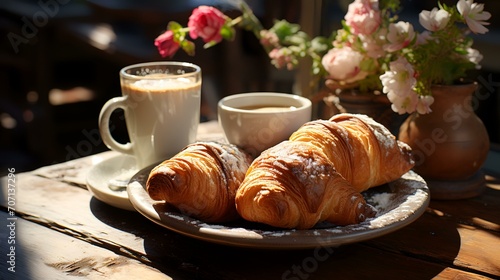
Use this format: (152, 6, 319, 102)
(238, 1, 264, 39)
(231, 16, 242, 26)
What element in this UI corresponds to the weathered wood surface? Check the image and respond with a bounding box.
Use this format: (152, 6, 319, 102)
(0, 211, 172, 280)
(0, 121, 499, 279)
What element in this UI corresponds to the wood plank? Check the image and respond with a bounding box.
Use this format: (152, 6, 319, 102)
(365, 185, 500, 277)
(3, 120, 497, 279)
(430, 186, 500, 230)
(455, 226, 500, 277)
(0, 172, 493, 279)
(2, 151, 499, 279)
(31, 151, 117, 188)
(0, 211, 172, 280)
(433, 268, 496, 280)
(0, 173, 153, 256)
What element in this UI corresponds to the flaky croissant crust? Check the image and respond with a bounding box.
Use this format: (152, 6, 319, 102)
(236, 141, 375, 229)
(290, 113, 414, 192)
(147, 142, 252, 222)
(236, 113, 414, 229)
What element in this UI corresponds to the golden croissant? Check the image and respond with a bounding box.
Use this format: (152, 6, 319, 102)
(290, 113, 414, 192)
(147, 141, 252, 223)
(236, 113, 414, 229)
(236, 141, 376, 229)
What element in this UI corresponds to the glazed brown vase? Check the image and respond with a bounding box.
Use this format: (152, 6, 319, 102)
(398, 82, 490, 199)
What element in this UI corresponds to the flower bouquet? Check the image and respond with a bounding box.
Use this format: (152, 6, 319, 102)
(154, 0, 491, 115)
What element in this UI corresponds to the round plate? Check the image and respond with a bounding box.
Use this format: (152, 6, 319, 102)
(86, 154, 138, 211)
(128, 168, 429, 249)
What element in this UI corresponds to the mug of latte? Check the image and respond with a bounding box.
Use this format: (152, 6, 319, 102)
(99, 62, 202, 169)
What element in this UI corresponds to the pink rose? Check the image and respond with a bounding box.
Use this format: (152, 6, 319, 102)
(154, 30, 180, 58)
(188, 6, 226, 43)
(321, 47, 368, 83)
(345, 0, 381, 35)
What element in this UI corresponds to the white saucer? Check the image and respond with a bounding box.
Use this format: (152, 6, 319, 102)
(86, 154, 139, 211)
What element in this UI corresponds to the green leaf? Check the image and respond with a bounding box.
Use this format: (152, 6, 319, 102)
(310, 36, 330, 55)
(270, 20, 301, 41)
(360, 58, 377, 72)
(167, 21, 183, 32)
(379, 0, 401, 13)
(181, 40, 195, 56)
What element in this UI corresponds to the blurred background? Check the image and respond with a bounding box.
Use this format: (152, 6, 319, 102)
(1, 0, 499, 175)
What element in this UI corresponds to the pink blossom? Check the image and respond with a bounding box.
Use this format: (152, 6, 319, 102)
(380, 57, 416, 94)
(419, 8, 451, 31)
(260, 30, 280, 48)
(380, 57, 420, 114)
(345, 0, 381, 35)
(385, 21, 415, 52)
(154, 30, 180, 58)
(359, 32, 385, 58)
(416, 95, 434, 114)
(188, 6, 227, 43)
(466, 47, 483, 68)
(269, 48, 295, 70)
(321, 47, 368, 83)
(416, 31, 433, 45)
(387, 90, 418, 115)
(457, 0, 491, 34)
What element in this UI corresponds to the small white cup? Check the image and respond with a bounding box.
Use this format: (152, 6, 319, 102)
(99, 62, 201, 169)
(218, 92, 312, 157)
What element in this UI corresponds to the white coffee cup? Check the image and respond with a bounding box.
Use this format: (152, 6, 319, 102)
(99, 62, 201, 169)
(218, 92, 312, 157)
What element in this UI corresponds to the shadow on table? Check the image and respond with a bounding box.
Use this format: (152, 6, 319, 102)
(88, 196, 296, 279)
(88, 195, 464, 279)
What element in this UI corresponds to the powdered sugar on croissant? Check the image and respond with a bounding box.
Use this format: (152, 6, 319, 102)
(236, 113, 413, 229)
(147, 141, 252, 222)
(290, 113, 414, 192)
(236, 141, 376, 229)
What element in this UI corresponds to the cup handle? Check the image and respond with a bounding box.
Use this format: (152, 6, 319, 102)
(99, 96, 133, 155)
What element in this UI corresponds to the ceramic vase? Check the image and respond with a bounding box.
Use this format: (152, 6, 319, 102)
(398, 81, 490, 199)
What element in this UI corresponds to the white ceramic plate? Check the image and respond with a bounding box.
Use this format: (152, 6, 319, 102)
(128, 167, 430, 249)
(86, 154, 138, 211)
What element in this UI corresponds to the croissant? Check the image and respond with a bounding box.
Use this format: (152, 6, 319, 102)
(147, 141, 252, 223)
(290, 113, 414, 192)
(236, 113, 414, 229)
(235, 141, 376, 229)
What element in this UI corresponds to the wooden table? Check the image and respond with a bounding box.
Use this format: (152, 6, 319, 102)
(1, 121, 499, 280)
